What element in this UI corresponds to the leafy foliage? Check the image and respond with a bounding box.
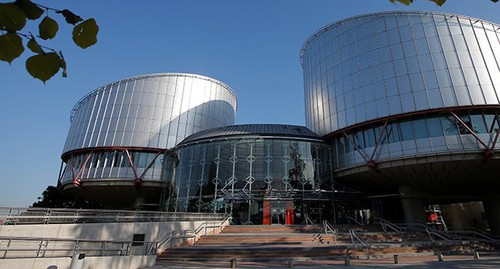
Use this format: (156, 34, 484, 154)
(0, 0, 99, 83)
(72, 18, 98, 49)
(0, 3, 26, 31)
(38, 16, 58, 40)
(31, 185, 102, 209)
(0, 32, 23, 63)
(26, 52, 61, 81)
(390, 0, 498, 6)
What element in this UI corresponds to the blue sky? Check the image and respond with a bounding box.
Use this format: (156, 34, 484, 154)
(1, 0, 498, 207)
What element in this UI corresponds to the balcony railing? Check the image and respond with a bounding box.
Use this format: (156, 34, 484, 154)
(0, 207, 225, 225)
(0, 236, 157, 259)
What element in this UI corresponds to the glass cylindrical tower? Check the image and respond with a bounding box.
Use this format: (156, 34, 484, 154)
(59, 73, 237, 208)
(301, 11, 500, 197)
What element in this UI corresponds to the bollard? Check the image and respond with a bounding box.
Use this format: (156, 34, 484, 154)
(393, 254, 399, 264)
(288, 259, 294, 268)
(230, 258, 237, 268)
(473, 251, 480, 259)
(69, 253, 85, 269)
(437, 252, 444, 262)
(344, 257, 351, 266)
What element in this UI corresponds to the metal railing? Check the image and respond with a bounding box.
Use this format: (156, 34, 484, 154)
(0, 236, 157, 259)
(364, 217, 500, 247)
(348, 229, 368, 248)
(0, 207, 225, 225)
(425, 228, 460, 242)
(375, 218, 474, 243)
(304, 214, 315, 225)
(157, 214, 231, 250)
(446, 229, 500, 245)
(346, 216, 364, 226)
(376, 217, 406, 236)
(323, 220, 338, 244)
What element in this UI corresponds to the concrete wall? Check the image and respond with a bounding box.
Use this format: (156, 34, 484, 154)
(0, 219, 228, 269)
(0, 220, 207, 243)
(0, 255, 156, 269)
(441, 202, 489, 231)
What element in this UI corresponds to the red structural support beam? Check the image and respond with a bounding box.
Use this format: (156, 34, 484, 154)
(368, 121, 389, 168)
(138, 151, 163, 182)
(450, 112, 493, 159)
(61, 146, 167, 161)
(73, 152, 93, 186)
(61, 147, 168, 188)
(324, 105, 500, 141)
(343, 132, 369, 162)
(124, 149, 140, 185)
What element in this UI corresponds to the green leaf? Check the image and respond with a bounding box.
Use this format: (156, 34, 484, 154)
(39, 16, 58, 40)
(492, 0, 498, 3)
(59, 51, 67, 77)
(57, 9, 83, 25)
(0, 3, 27, 32)
(0, 33, 24, 64)
(430, 0, 446, 6)
(72, 18, 99, 49)
(26, 52, 61, 83)
(391, 0, 413, 4)
(14, 0, 44, 20)
(27, 37, 42, 53)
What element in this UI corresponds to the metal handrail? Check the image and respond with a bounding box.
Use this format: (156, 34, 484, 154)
(375, 217, 406, 235)
(346, 216, 364, 225)
(471, 228, 500, 240)
(394, 222, 433, 231)
(348, 229, 368, 248)
(0, 207, 225, 225)
(323, 220, 338, 244)
(425, 228, 459, 242)
(323, 220, 336, 234)
(0, 236, 157, 259)
(304, 214, 315, 225)
(447, 230, 500, 245)
(157, 214, 231, 250)
(375, 219, 458, 242)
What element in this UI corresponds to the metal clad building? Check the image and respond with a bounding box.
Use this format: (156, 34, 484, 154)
(55, 11, 500, 232)
(59, 73, 237, 207)
(301, 11, 500, 136)
(301, 11, 500, 226)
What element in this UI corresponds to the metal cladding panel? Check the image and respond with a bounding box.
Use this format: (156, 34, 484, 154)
(63, 73, 237, 153)
(301, 11, 500, 136)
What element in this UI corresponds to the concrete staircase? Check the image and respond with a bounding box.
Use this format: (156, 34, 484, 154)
(156, 224, 486, 265)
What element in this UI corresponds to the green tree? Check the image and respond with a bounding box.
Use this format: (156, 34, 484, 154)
(0, 0, 98, 83)
(31, 185, 102, 209)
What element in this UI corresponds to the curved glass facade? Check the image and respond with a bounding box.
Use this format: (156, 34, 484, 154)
(59, 73, 237, 204)
(332, 109, 500, 171)
(64, 73, 237, 152)
(59, 150, 166, 185)
(165, 125, 334, 224)
(301, 11, 500, 136)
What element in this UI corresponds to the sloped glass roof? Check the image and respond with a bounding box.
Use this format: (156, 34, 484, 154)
(178, 124, 321, 146)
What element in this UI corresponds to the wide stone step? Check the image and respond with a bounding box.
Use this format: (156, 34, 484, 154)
(159, 243, 444, 259)
(222, 226, 323, 233)
(161, 246, 349, 259)
(222, 225, 383, 234)
(196, 233, 404, 245)
(198, 234, 337, 240)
